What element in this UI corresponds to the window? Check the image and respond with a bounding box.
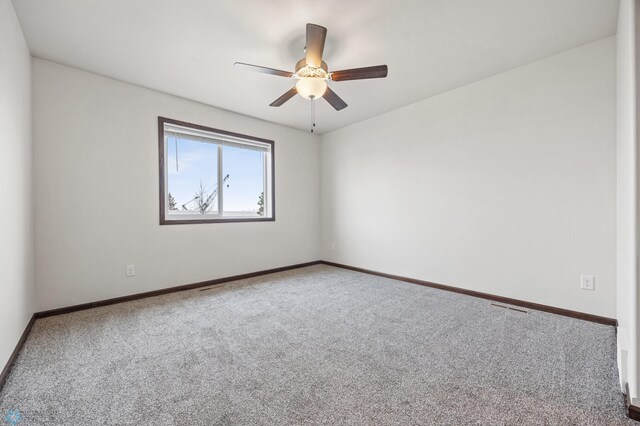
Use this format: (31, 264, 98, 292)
(158, 117, 274, 224)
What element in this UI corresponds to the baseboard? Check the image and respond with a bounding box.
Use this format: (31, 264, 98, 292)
(320, 261, 618, 327)
(0, 314, 36, 392)
(34, 259, 618, 324)
(629, 403, 640, 421)
(623, 383, 640, 422)
(35, 261, 322, 318)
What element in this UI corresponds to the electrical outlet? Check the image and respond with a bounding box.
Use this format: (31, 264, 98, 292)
(580, 275, 594, 290)
(126, 264, 136, 277)
(330, 243, 336, 251)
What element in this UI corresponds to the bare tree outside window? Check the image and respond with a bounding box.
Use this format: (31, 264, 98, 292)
(191, 181, 217, 214)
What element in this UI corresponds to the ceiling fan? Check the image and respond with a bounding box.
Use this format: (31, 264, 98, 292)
(235, 23, 388, 111)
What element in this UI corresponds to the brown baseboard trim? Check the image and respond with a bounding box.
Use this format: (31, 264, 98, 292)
(320, 261, 618, 327)
(0, 314, 36, 392)
(629, 405, 640, 421)
(625, 383, 640, 422)
(37, 259, 617, 326)
(35, 261, 322, 319)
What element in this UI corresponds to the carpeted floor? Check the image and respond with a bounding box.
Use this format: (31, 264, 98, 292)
(0, 265, 633, 425)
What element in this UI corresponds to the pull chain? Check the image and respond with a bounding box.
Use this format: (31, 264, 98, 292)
(310, 99, 316, 133)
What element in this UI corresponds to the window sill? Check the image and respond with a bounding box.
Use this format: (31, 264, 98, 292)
(160, 217, 275, 225)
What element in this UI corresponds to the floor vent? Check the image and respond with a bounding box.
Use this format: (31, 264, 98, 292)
(491, 303, 528, 314)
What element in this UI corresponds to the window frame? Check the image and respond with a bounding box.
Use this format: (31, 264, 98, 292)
(158, 116, 275, 225)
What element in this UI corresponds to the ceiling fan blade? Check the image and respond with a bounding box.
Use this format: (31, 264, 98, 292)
(330, 65, 388, 81)
(323, 87, 348, 111)
(234, 62, 293, 78)
(305, 23, 327, 68)
(270, 87, 298, 107)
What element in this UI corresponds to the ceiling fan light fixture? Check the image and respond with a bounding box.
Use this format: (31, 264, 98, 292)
(296, 77, 327, 100)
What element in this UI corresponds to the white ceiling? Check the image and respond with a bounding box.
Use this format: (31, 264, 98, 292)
(12, 0, 618, 134)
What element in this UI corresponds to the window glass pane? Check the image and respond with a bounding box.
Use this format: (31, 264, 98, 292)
(167, 136, 219, 215)
(222, 145, 265, 217)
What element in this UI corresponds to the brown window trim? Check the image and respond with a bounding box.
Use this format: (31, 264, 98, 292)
(158, 116, 275, 225)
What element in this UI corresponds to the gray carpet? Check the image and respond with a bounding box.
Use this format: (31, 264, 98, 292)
(0, 265, 632, 425)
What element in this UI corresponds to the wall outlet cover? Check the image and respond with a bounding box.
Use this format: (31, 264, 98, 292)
(580, 274, 594, 290)
(126, 264, 136, 277)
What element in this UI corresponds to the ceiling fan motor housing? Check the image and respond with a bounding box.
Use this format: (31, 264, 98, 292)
(295, 58, 329, 79)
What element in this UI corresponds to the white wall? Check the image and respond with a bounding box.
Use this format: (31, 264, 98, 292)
(0, 0, 35, 366)
(617, 0, 639, 404)
(321, 37, 617, 318)
(33, 59, 321, 311)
